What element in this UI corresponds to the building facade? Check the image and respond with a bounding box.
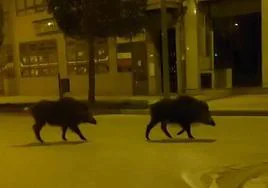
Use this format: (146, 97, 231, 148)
(1, 0, 159, 96)
(0, 0, 265, 96)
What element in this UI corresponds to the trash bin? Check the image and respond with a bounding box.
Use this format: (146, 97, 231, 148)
(58, 74, 70, 98)
(61, 78, 70, 93)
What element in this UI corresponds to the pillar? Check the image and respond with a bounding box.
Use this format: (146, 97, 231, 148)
(57, 35, 68, 79)
(262, 0, 268, 87)
(175, 17, 184, 94)
(10, 0, 20, 95)
(184, 0, 200, 91)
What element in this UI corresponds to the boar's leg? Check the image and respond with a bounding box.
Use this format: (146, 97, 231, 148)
(32, 122, 45, 143)
(145, 119, 159, 140)
(61, 126, 68, 141)
(160, 121, 172, 138)
(69, 125, 87, 141)
(184, 124, 195, 139)
(176, 129, 185, 136)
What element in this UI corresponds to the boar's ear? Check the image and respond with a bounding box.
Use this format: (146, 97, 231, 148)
(201, 101, 209, 110)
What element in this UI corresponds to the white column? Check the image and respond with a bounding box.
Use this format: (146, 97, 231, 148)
(262, 0, 268, 87)
(184, 0, 200, 90)
(10, 0, 20, 95)
(57, 35, 68, 79)
(175, 18, 184, 93)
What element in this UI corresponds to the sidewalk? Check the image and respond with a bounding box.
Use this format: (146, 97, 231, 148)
(121, 94, 268, 116)
(0, 93, 229, 105)
(0, 94, 268, 116)
(208, 94, 268, 111)
(208, 94, 268, 116)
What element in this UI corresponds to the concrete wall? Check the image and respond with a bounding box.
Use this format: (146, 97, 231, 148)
(69, 74, 133, 96)
(3, 78, 17, 95)
(214, 68, 232, 89)
(19, 77, 58, 96)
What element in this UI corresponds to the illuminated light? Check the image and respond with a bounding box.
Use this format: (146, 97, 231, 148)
(193, 9, 197, 14)
(47, 22, 53, 26)
(214, 53, 218, 57)
(234, 23, 239, 27)
(78, 51, 84, 56)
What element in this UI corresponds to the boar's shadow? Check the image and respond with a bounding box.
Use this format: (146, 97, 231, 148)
(11, 140, 87, 148)
(148, 138, 216, 144)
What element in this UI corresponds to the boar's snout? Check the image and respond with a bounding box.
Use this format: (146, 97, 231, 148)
(88, 117, 97, 125)
(209, 118, 216, 126)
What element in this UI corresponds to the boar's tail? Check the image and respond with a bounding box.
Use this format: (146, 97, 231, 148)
(23, 102, 36, 112)
(23, 106, 30, 111)
(23, 105, 33, 112)
(22, 106, 31, 114)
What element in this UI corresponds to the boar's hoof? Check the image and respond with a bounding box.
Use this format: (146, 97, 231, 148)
(81, 137, 87, 142)
(145, 135, 151, 141)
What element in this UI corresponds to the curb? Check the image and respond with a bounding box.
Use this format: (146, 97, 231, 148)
(119, 109, 268, 116)
(211, 110, 268, 116)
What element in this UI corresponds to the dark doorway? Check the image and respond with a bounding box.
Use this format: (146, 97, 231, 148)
(131, 42, 149, 95)
(116, 42, 149, 95)
(213, 12, 262, 87)
(201, 73, 212, 89)
(159, 27, 178, 93)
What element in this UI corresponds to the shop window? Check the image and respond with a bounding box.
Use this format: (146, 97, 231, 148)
(116, 52, 132, 72)
(33, 18, 59, 35)
(66, 37, 109, 75)
(94, 39, 109, 73)
(19, 39, 58, 77)
(116, 43, 132, 72)
(16, 0, 47, 16)
(0, 44, 14, 78)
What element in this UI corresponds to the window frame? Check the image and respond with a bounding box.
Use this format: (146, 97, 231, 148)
(19, 39, 59, 77)
(15, 0, 47, 16)
(65, 37, 110, 75)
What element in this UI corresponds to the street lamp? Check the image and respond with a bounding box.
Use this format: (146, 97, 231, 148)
(160, 0, 170, 99)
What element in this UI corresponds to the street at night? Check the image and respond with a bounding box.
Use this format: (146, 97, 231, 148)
(0, 114, 267, 187)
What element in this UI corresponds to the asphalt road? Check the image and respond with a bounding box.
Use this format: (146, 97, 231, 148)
(0, 114, 268, 188)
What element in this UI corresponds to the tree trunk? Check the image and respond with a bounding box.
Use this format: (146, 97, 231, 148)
(88, 35, 96, 104)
